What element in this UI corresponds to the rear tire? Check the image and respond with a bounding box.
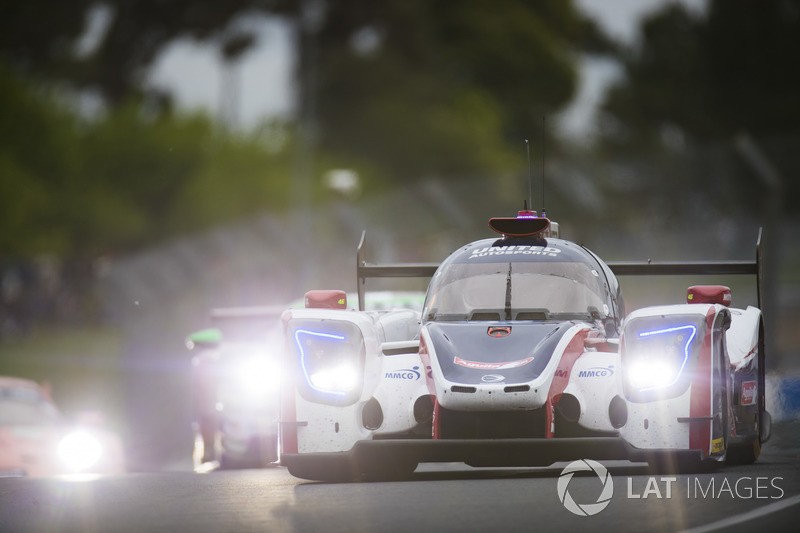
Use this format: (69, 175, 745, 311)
(726, 438, 761, 465)
(726, 326, 765, 465)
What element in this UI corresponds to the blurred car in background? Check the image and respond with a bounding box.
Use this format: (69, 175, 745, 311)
(187, 292, 425, 472)
(0, 376, 125, 477)
(187, 306, 286, 471)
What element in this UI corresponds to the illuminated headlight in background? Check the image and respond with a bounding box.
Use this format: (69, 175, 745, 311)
(292, 324, 365, 404)
(233, 357, 278, 401)
(624, 324, 697, 392)
(58, 431, 103, 473)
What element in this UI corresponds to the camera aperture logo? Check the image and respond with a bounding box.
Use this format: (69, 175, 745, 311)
(557, 459, 614, 516)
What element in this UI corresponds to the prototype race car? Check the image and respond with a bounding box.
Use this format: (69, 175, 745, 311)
(0, 376, 126, 477)
(278, 211, 770, 481)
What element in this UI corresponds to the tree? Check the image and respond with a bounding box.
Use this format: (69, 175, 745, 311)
(3, 1, 613, 185)
(597, 0, 800, 213)
(600, 0, 800, 143)
(304, 0, 613, 183)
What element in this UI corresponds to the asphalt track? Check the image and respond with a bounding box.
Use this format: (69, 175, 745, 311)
(1, 424, 799, 533)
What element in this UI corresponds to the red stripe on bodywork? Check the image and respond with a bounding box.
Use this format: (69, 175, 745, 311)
(280, 310, 298, 454)
(545, 328, 589, 438)
(432, 398, 441, 439)
(689, 308, 716, 457)
(418, 334, 436, 396)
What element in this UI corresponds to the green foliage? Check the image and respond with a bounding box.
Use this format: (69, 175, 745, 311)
(168, 123, 293, 232)
(1, 0, 616, 260)
(600, 0, 800, 147)
(0, 64, 81, 255)
(0, 63, 293, 260)
(313, 0, 611, 183)
(596, 0, 800, 215)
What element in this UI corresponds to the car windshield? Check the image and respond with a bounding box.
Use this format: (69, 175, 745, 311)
(423, 260, 609, 321)
(0, 388, 61, 426)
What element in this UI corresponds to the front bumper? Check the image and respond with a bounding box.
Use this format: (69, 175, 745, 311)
(281, 437, 709, 481)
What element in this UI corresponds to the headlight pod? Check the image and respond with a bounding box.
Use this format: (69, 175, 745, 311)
(289, 320, 365, 406)
(58, 431, 103, 473)
(622, 315, 706, 401)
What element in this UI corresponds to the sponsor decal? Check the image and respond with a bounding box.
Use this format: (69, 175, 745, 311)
(454, 356, 534, 370)
(385, 366, 422, 381)
(555, 369, 569, 378)
(469, 245, 562, 259)
(481, 374, 505, 383)
(577, 366, 615, 378)
(558, 459, 614, 516)
(711, 437, 725, 453)
(741, 380, 757, 405)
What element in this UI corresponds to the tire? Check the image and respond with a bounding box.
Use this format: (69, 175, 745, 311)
(709, 333, 730, 463)
(220, 434, 278, 469)
(727, 327, 766, 465)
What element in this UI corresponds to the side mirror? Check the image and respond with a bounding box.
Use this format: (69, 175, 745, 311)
(186, 328, 223, 350)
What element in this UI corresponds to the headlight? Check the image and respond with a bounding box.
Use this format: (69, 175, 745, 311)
(58, 431, 103, 473)
(622, 316, 705, 401)
(290, 321, 365, 405)
(230, 357, 278, 402)
(309, 363, 360, 392)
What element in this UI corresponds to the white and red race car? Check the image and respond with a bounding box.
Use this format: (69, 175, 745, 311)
(278, 211, 770, 481)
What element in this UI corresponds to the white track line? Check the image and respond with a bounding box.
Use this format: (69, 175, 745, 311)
(680, 493, 800, 533)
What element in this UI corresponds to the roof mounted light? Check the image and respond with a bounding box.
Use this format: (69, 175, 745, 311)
(488, 211, 551, 238)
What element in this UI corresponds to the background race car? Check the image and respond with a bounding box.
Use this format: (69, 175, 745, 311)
(187, 307, 284, 471)
(187, 292, 424, 471)
(0, 376, 125, 477)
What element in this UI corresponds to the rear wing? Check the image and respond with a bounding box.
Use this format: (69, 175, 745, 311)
(356, 229, 764, 312)
(604, 228, 763, 309)
(208, 305, 290, 341)
(357, 232, 437, 311)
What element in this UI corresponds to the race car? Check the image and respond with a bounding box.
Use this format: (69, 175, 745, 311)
(187, 292, 425, 471)
(0, 376, 126, 477)
(187, 306, 285, 471)
(278, 210, 770, 481)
